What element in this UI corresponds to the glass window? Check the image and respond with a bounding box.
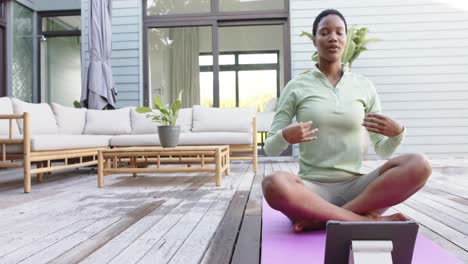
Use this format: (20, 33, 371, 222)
(199, 54, 235, 66)
(239, 70, 276, 111)
(12, 2, 34, 102)
(239, 53, 277, 64)
(199, 55, 212, 66)
(217, 25, 283, 109)
(146, 0, 211, 16)
(42, 16, 81, 31)
(220, 0, 285, 12)
(148, 26, 212, 108)
(0, 27, 4, 96)
(41, 37, 81, 106)
(220, 71, 236, 107)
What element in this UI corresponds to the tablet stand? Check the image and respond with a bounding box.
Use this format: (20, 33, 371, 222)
(349, 240, 393, 264)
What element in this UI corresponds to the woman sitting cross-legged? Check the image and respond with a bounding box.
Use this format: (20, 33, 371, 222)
(262, 9, 432, 232)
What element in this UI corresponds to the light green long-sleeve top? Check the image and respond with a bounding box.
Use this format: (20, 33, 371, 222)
(265, 65, 405, 182)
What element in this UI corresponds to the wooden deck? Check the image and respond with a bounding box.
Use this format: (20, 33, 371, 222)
(0, 158, 467, 263)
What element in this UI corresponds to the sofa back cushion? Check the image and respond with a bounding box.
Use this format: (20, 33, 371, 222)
(84, 108, 132, 135)
(177, 108, 192, 132)
(131, 108, 159, 134)
(0, 97, 20, 135)
(51, 103, 87, 134)
(192, 105, 256, 133)
(12, 98, 58, 134)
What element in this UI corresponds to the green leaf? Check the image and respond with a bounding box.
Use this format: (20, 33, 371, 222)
(177, 90, 184, 101)
(341, 25, 356, 65)
(152, 95, 164, 110)
(171, 99, 181, 115)
(136, 107, 152, 113)
(312, 51, 319, 62)
(362, 37, 383, 44)
(160, 108, 170, 116)
(73, 100, 81, 108)
(300, 31, 314, 40)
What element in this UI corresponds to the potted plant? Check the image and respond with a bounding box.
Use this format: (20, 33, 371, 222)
(136, 91, 182, 148)
(300, 25, 382, 70)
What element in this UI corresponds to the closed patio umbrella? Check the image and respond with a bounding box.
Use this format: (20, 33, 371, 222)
(81, 0, 117, 109)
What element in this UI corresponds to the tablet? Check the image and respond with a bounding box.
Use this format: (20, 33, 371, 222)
(324, 220, 419, 264)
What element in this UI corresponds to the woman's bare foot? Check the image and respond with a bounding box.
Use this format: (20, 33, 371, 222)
(292, 220, 326, 233)
(292, 212, 408, 233)
(364, 211, 409, 221)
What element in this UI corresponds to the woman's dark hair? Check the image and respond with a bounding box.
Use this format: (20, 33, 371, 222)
(312, 9, 347, 36)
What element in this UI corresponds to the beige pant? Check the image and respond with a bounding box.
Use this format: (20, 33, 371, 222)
(302, 167, 381, 207)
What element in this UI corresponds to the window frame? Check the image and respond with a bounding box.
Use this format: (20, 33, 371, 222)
(199, 50, 280, 107)
(142, 0, 291, 107)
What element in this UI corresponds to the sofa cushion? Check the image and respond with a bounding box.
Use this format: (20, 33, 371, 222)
(131, 108, 159, 135)
(30, 135, 111, 151)
(192, 105, 256, 133)
(0, 97, 20, 135)
(84, 108, 132, 135)
(179, 132, 253, 145)
(11, 98, 58, 135)
(176, 108, 192, 132)
(110, 134, 160, 147)
(51, 103, 87, 134)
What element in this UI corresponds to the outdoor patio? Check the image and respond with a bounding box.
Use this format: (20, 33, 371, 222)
(0, 158, 467, 264)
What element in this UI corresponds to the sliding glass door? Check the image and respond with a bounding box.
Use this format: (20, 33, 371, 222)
(39, 12, 81, 106)
(12, 2, 34, 102)
(143, 0, 291, 155)
(146, 26, 212, 108)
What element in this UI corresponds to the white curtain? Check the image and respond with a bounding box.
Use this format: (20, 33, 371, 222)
(168, 27, 200, 108)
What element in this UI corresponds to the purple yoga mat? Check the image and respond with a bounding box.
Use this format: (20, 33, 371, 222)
(261, 200, 463, 264)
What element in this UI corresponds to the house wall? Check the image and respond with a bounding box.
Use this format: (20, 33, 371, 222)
(17, 0, 80, 11)
(290, 0, 468, 159)
(81, 0, 142, 108)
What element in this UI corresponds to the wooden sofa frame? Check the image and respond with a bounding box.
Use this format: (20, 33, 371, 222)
(0, 113, 258, 193)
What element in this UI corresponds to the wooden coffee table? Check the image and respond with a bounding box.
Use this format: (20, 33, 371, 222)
(97, 145, 230, 188)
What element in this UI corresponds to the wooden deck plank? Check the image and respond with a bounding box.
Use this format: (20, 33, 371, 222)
(168, 167, 253, 264)
(20, 216, 124, 264)
(231, 162, 265, 264)
(1, 159, 468, 264)
(411, 192, 468, 224)
(0, 171, 202, 263)
(394, 203, 468, 251)
(406, 198, 468, 236)
(79, 174, 206, 264)
(199, 190, 250, 264)
(0, 173, 186, 240)
(419, 188, 468, 213)
(200, 164, 254, 264)
(104, 177, 214, 264)
(49, 201, 164, 264)
(106, 164, 248, 264)
(138, 167, 253, 263)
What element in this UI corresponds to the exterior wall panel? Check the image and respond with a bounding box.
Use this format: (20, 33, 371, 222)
(81, 0, 141, 108)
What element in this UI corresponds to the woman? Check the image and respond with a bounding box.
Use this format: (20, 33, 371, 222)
(262, 9, 432, 232)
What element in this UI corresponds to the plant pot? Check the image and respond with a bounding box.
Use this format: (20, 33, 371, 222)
(158, 125, 180, 148)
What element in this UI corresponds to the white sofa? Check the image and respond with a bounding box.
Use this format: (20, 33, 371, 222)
(0, 97, 257, 193)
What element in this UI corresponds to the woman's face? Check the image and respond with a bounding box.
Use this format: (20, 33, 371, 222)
(313, 14, 347, 64)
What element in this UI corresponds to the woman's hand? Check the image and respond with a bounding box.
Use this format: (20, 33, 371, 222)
(363, 114, 403, 137)
(282, 121, 318, 144)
